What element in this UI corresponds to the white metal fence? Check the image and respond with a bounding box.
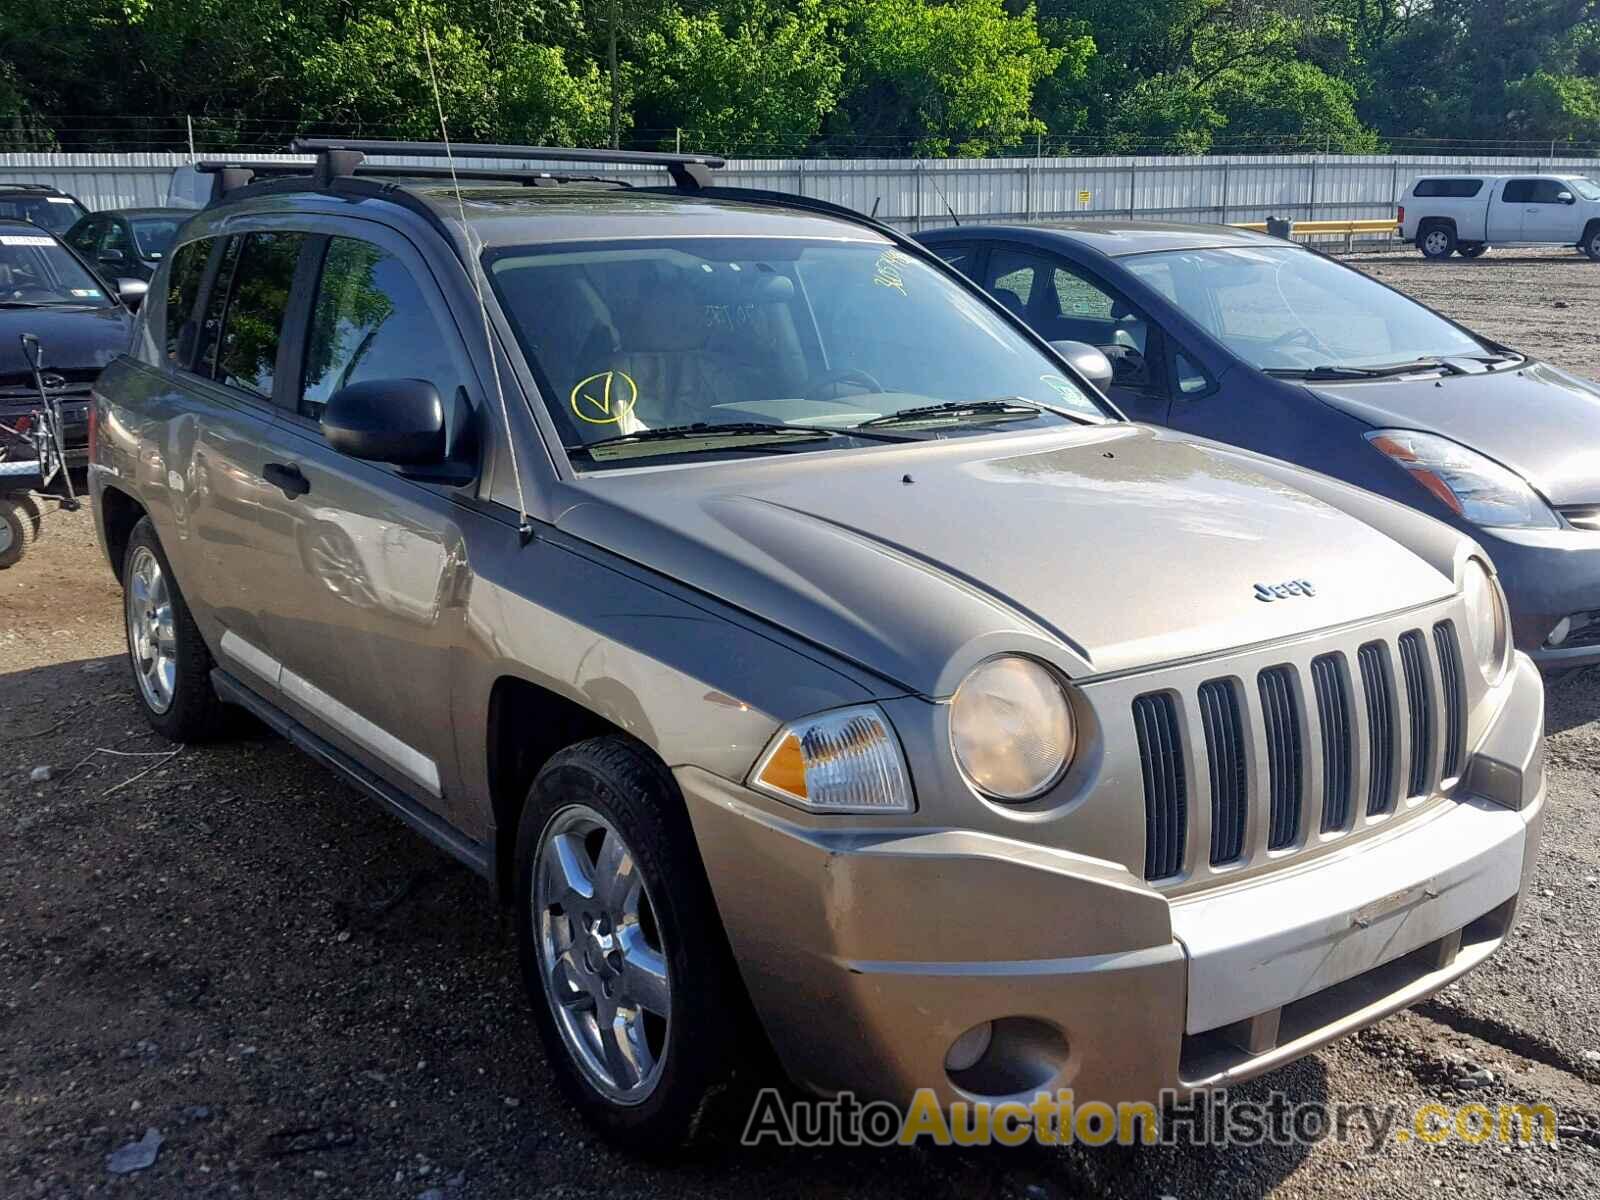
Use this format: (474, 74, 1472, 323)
(4, 150, 1598, 239)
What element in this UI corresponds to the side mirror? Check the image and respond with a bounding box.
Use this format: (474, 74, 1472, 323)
(115, 278, 148, 310)
(321, 379, 447, 465)
(1558, 191, 1575, 204)
(1050, 340, 1115, 392)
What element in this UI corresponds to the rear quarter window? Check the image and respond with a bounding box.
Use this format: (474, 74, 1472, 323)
(1412, 179, 1484, 198)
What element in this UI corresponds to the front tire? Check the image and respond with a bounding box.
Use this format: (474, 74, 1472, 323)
(122, 517, 229, 740)
(1583, 225, 1600, 262)
(515, 736, 748, 1154)
(1418, 225, 1457, 259)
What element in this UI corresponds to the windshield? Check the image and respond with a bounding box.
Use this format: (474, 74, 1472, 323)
(1567, 178, 1600, 201)
(0, 194, 86, 235)
(488, 237, 1106, 468)
(130, 217, 181, 260)
(0, 231, 113, 307)
(1122, 246, 1487, 373)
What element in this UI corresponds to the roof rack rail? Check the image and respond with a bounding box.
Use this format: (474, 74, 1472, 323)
(0, 182, 61, 192)
(196, 159, 632, 198)
(289, 138, 725, 190)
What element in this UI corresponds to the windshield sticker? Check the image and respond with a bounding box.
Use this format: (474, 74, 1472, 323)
(873, 250, 913, 296)
(571, 369, 639, 425)
(70, 288, 101, 298)
(0, 234, 54, 246)
(1039, 374, 1081, 404)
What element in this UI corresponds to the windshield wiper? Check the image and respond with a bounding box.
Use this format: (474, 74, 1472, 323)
(0, 299, 92, 309)
(567, 420, 925, 460)
(856, 397, 1047, 428)
(1265, 358, 1463, 380)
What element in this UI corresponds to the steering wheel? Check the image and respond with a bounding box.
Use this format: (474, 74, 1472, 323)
(804, 367, 885, 403)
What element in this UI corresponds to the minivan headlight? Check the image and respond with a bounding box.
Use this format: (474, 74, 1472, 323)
(750, 704, 913, 813)
(949, 656, 1075, 801)
(1462, 558, 1512, 686)
(1366, 430, 1558, 529)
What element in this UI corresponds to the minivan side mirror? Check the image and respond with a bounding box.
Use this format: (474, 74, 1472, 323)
(321, 379, 448, 465)
(1050, 340, 1115, 392)
(115, 278, 148, 310)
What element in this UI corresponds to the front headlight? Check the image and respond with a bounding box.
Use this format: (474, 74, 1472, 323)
(750, 704, 914, 813)
(1366, 430, 1558, 529)
(949, 656, 1076, 801)
(1462, 558, 1512, 685)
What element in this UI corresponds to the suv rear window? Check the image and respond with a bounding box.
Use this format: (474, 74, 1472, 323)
(1413, 179, 1483, 198)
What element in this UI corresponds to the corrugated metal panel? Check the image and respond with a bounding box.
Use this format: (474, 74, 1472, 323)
(3, 151, 1595, 236)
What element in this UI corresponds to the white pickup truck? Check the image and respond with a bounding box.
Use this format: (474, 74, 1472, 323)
(1398, 173, 1600, 260)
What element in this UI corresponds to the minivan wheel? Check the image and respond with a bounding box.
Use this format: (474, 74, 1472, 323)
(515, 737, 747, 1153)
(122, 517, 229, 740)
(1419, 226, 1457, 259)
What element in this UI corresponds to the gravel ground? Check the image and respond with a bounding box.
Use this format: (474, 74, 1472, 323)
(3, 246, 1599, 1198)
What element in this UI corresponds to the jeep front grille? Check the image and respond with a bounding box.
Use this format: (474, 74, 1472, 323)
(1310, 653, 1352, 832)
(1359, 641, 1397, 816)
(1258, 666, 1303, 850)
(1133, 692, 1186, 881)
(1134, 620, 1467, 884)
(1434, 621, 1466, 779)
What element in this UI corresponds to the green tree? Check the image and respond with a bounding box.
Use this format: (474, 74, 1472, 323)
(638, 0, 843, 152)
(1506, 69, 1600, 142)
(833, 0, 1083, 155)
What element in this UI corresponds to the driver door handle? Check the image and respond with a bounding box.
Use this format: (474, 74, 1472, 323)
(262, 461, 310, 499)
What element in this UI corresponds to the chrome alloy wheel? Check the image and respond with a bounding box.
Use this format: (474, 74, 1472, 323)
(534, 805, 672, 1104)
(126, 545, 176, 713)
(1423, 229, 1451, 256)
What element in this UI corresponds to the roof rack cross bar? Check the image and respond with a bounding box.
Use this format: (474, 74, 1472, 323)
(289, 138, 723, 190)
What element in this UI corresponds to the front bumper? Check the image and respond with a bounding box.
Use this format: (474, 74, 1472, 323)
(1478, 524, 1600, 670)
(681, 654, 1545, 1109)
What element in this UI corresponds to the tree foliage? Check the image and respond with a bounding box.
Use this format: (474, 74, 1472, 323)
(1, 0, 1598, 155)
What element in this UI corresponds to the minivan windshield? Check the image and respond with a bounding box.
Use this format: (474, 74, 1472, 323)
(488, 237, 1106, 467)
(0, 229, 113, 307)
(1122, 245, 1488, 374)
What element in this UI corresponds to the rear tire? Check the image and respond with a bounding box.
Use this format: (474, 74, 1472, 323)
(515, 736, 751, 1154)
(122, 517, 230, 741)
(1418, 225, 1457, 260)
(0, 497, 36, 569)
(1458, 242, 1489, 259)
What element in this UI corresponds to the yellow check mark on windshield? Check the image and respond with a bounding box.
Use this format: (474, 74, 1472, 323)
(571, 370, 639, 424)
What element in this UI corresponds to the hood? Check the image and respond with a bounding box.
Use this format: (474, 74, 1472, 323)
(555, 425, 1455, 694)
(1307, 360, 1600, 507)
(0, 305, 132, 387)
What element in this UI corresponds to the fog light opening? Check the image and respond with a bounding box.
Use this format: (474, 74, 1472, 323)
(1547, 616, 1572, 648)
(944, 1016, 1070, 1098)
(943, 1021, 994, 1073)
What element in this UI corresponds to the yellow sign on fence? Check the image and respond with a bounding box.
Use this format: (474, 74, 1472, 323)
(1077, 190, 1092, 206)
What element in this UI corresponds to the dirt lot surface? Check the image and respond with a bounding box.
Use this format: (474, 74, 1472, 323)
(3, 246, 1600, 1198)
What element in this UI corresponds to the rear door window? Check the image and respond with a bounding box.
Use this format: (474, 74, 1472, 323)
(1413, 179, 1483, 198)
(1501, 180, 1536, 204)
(211, 231, 308, 399)
(163, 239, 211, 368)
(300, 236, 460, 421)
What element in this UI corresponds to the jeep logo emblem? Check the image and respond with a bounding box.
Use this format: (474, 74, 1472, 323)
(1255, 579, 1316, 602)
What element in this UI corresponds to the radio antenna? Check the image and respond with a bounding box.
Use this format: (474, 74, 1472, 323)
(422, 22, 534, 544)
